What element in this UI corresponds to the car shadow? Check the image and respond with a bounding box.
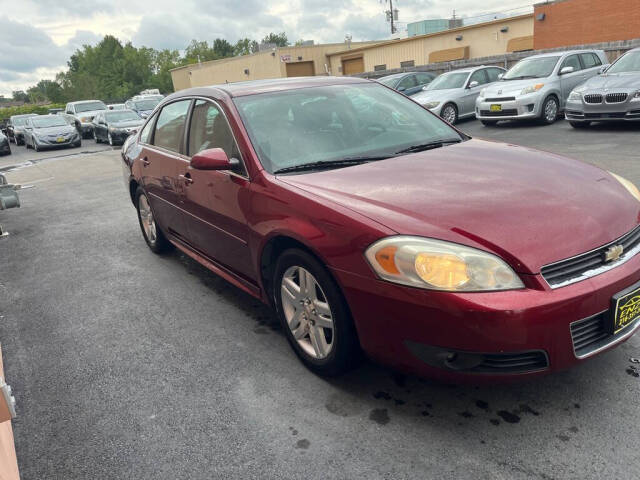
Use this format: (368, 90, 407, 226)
(168, 248, 639, 435)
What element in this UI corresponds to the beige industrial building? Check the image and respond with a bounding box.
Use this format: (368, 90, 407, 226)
(171, 14, 534, 91)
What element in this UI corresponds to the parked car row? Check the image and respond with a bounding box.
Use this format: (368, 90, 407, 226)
(380, 47, 640, 129)
(4, 113, 81, 153)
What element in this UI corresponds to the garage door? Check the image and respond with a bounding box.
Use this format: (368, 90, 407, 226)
(342, 57, 364, 75)
(286, 61, 315, 77)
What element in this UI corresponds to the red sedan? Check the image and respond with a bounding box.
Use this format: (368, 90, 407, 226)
(121, 76, 640, 382)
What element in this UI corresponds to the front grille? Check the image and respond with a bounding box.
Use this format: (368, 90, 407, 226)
(584, 94, 603, 104)
(570, 313, 609, 356)
(471, 351, 549, 373)
(484, 97, 516, 102)
(541, 225, 640, 288)
(480, 109, 518, 117)
(606, 93, 628, 103)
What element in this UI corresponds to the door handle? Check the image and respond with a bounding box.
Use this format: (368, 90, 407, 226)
(179, 173, 193, 185)
(141, 157, 150, 167)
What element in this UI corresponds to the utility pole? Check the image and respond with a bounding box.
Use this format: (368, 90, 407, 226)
(384, 0, 398, 35)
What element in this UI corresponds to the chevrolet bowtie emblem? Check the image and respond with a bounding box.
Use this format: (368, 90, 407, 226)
(604, 244, 624, 262)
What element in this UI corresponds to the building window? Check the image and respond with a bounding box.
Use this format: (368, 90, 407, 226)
(400, 60, 415, 68)
(374, 64, 387, 71)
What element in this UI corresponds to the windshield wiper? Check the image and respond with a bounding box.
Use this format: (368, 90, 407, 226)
(502, 75, 539, 81)
(273, 155, 391, 174)
(395, 139, 462, 155)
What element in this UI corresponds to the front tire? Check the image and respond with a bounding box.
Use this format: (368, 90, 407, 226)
(440, 103, 458, 125)
(135, 187, 172, 254)
(274, 248, 360, 377)
(539, 96, 559, 125)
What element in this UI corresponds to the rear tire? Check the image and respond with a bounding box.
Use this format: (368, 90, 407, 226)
(569, 121, 591, 129)
(135, 187, 172, 254)
(274, 248, 360, 377)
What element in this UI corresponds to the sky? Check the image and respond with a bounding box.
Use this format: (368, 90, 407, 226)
(0, 0, 532, 97)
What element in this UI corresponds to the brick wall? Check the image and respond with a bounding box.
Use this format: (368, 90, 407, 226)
(534, 0, 640, 50)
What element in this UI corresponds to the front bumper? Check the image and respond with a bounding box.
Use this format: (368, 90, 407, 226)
(33, 133, 80, 148)
(80, 123, 94, 134)
(475, 94, 542, 121)
(566, 96, 640, 122)
(332, 250, 640, 382)
(110, 129, 138, 144)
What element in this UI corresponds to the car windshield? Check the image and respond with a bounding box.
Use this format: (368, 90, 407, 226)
(233, 83, 463, 174)
(607, 51, 640, 74)
(75, 101, 107, 113)
(503, 56, 561, 80)
(134, 99, 160, 110)
(105, 111, 141, 122)
(424, 72, 469, 90)
(377, 76, 400, 87)
(31, 116, 68, 128)
(12, 116, 33, 126)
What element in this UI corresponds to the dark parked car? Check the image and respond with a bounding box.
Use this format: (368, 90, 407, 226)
(0, 131, 10, 156)
(125, 98, 161, 118)
(23, 115, 81, 151)
(92, 110, 144, 146)
(6, 114, 38, 145)
(122, 77, 640, 382)
(377, 72, 436, 96)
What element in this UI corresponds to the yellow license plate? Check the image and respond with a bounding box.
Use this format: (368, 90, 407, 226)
(490, 104, 502, 112)
(612, 285, 640, 334)
(56, 137, 65, 143)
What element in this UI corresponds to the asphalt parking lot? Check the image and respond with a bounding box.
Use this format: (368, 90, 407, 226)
(1, 120, 639, 480)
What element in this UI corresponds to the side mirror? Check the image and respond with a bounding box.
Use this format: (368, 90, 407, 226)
(598, 64, 610, 75)
(190, 148, 238, 171)
(497, 73, 504, 79)
(397, 86, 406, 92)
(468, 80, 479, 88)
(559, 66, 574, 75)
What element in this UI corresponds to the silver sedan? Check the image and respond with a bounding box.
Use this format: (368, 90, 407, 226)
(565, 47, 640, 127)
(411, 66, 505, 124)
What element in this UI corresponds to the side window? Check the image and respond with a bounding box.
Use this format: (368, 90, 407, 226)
(152, 100, 191, 153)
(139, 116, 154, 144)
(486, 68, 503, 82)
(397, 75, 417, 91)
(561, 55, 581, 72)
(187, 100, 244, 172)
(65, 105, 72, 114)
(581, 53, 602, 69)
(469, 69, 488, 86)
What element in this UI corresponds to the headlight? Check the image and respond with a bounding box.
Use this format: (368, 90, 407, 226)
(610, 172, 640, 202)
(80, 117, 91, 123)
(631, 91, 640, 102)
(478, 88, 487, 99)
(568, 90, 582, 102)
(520, 84, 544, 96)
(365, 236, 524, 291)
(423, 101, 440, 109)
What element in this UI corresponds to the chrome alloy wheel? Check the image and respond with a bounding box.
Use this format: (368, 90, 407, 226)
(138, 194, 157, 245)
(281, 266, 335, 359)
(544, 98, 558, 123)
(441, 104, 457, 124)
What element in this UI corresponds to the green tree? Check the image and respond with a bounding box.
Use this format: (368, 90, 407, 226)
(262, 32, 289, 47)
(183, 39, 218, 64)
(213, 38, 234, 58)
(12, 90, 29, 102)
(234, 38, 259, 56)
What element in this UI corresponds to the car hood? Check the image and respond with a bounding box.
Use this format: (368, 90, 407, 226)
(483, 78, 549, 96)
(412, 88, 461, 104)
(580, 72, 640, 90)
(278, 139, 640, 274)
(111, 120, 144, 128)
(33, 125, 76, 135)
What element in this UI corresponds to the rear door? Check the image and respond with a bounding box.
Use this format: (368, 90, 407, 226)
(176, 98, 255, 280)
(139, 99, 192, 240)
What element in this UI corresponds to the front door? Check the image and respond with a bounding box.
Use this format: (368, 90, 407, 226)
(140, 99, 192, 240)
(176, 99, 255, 281)
(461, 69, 488, 116)
(559, 54, 585, 104)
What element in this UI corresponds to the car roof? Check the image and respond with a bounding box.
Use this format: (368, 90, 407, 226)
(522, 49, 600, 60)
(171, 76, 371, 99)
(69, 100, 104, 104)
(10, 113, 39, 119)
